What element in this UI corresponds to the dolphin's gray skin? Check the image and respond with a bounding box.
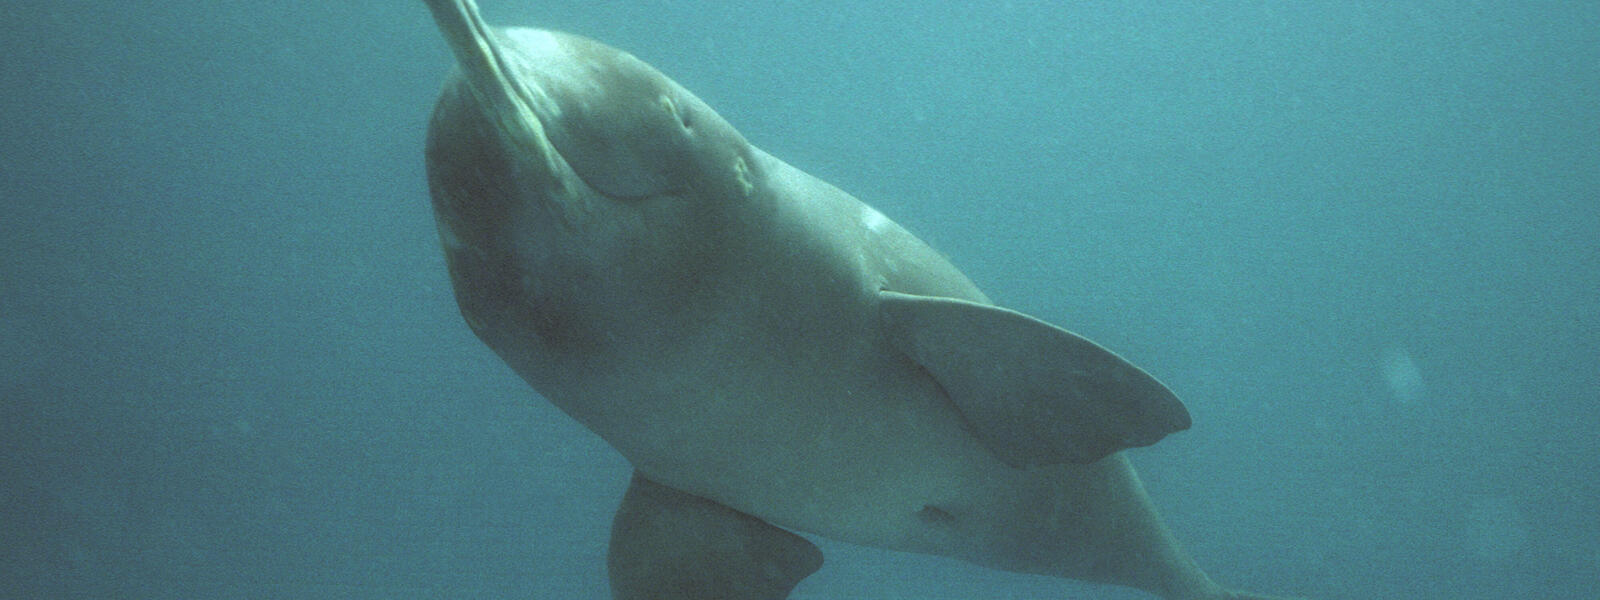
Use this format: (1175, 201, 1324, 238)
(419, 1, 1300, 599)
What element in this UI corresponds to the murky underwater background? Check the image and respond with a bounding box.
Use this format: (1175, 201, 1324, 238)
(3, 1, 1596, 598)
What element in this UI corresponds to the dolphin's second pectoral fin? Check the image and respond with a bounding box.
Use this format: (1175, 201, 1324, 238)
(878, 291, 1192, 467)
(608, 472, 823, 600)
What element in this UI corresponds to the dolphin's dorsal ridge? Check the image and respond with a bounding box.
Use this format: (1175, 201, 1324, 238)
(878, 291, 1192, 467)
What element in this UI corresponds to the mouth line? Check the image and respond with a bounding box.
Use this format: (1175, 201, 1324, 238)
(434, 1, 684, 204)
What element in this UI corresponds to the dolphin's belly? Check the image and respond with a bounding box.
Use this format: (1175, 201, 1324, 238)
(541, 330, 1011, 550)
(496, 154, 1025, 549)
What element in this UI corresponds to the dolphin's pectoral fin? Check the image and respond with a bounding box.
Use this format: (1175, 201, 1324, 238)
(878, 291, 1192, 467)
(608, 472, 823, 600)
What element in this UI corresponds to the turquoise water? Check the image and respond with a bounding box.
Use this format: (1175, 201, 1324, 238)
(3, 1, 1595, 598)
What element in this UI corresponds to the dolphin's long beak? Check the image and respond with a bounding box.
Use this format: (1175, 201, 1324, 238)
(423, 0, 562, 182)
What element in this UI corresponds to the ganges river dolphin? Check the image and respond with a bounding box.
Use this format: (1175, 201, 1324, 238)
(417, 1, 1303, 598)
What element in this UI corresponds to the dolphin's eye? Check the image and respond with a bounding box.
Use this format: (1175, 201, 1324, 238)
(661, 94, 691, 130)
